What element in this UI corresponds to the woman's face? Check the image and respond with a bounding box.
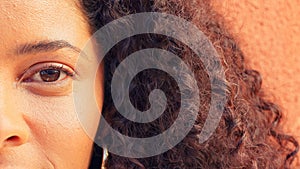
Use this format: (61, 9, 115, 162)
(0, 0, 103, 168)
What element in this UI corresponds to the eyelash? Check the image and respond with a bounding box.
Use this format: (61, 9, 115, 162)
(20, 62, 76, 83)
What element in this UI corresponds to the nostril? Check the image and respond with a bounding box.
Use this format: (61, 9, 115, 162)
(1, 134, 28, 148)
(6, 136, 20, 142)
(0, 119, 30, 148)
(2, 135, 25, 147)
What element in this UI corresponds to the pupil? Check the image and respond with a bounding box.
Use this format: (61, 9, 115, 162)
(40, 69, 60, 82)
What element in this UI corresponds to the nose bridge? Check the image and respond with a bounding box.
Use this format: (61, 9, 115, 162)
(0, 73, 13, 113)
(0, 76, 29, 149)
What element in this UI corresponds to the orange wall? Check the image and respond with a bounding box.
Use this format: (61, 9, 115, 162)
(212, 0, 300, 164)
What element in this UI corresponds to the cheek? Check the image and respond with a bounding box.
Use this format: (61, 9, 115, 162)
(22, 93, 100, 168)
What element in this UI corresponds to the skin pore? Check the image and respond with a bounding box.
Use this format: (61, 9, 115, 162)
(1, 0, 298, 168)
(0, 0, 103, 168)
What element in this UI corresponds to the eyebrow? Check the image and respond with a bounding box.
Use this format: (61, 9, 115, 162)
(16, 40, 82, 55)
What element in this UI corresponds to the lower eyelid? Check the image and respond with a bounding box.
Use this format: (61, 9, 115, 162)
(21, 79, 73, 96)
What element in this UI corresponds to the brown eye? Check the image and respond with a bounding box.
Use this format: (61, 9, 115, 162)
(21, 63, 74, 83)
(20, 62, 76, 96)
(40, 69, 61, 82)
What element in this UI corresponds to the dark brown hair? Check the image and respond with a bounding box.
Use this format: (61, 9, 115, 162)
(81, 0, 299, 168)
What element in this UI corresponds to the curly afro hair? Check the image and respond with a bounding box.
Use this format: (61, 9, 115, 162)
(80, 0, 299, 168)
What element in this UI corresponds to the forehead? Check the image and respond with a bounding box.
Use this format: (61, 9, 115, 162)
(0, 0, 90, 54)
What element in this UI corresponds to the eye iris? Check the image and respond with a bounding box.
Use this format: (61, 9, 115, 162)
(39, 69, 60, 82)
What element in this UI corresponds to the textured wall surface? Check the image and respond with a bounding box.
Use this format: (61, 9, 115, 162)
(212, 0, 300, 164)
